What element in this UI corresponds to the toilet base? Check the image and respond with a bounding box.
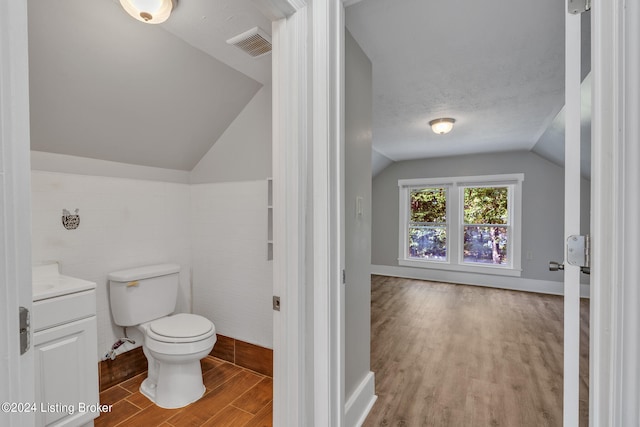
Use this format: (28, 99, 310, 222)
(140, 359, 206, 409)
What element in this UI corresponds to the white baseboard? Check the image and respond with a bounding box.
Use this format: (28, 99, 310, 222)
(345, 371, 377, 427)
(371, 264, 590, 298)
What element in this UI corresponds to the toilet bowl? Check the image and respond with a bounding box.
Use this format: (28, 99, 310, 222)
(108, 264, 217, 409)
(138, 313, 216, 408)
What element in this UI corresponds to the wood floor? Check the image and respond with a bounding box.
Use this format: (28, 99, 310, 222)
(364, 275, 590, 427)
(95, 356, 272, 427)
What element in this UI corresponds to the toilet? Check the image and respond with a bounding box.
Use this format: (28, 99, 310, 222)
(108, 263, 216, 409)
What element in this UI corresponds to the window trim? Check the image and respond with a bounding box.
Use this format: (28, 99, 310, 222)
(398, 174, 524, 277)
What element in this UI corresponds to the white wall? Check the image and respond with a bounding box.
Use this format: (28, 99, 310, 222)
(190, 85, 272, 184)
(31, 170, 275, 362)
(30, 171, 192, 361)
(190, 181, 273, 348)
(188, 84, 274, 348)
(372, 151, 591, 293)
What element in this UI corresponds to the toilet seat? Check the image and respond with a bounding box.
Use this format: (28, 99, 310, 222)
(147, 314, 214, 343)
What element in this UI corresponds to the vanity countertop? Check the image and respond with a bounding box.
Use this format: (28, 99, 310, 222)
(32, 263, 96, 302)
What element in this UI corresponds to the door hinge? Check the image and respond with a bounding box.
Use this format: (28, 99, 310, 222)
(342, 269, 346, 284)
(567, 234, 590, 274)
(272, 296, 281, 311)
(568, 0, 591, 14)
(19, 306, 30, 355)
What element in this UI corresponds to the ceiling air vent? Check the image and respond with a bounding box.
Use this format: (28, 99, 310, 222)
(226, 27, 272, 58)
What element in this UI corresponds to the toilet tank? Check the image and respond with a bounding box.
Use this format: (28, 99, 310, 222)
(108, 263, 180, 327)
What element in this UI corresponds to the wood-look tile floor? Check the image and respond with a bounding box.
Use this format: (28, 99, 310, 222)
(364, 275, 590, 427)
(95, 357, 272, 427)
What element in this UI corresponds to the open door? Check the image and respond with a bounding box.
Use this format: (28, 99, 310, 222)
(560, 2, 588, 425)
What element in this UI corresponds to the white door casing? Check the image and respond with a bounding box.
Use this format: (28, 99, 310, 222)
(312, 0, 345, 425)
(267, 0, 346, 425)
(270, 3, 308, 425)
(590, 0, 640, 426)
(0, 0, 35, 425)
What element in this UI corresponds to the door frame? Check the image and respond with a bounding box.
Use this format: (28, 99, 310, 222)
(0, 0, 35, 425)
(590, 0, 640, 425)
(266, 0, 346, 425)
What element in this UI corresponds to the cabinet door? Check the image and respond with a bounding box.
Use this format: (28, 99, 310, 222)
(34, 316, 98, 427)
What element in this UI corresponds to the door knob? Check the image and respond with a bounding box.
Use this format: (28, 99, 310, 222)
(549, 261, 564, 271)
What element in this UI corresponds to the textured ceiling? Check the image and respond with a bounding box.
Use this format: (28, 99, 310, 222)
(29, 0, 589, 171)
(28, 0, 268, 171)
(346, 0, 570, 162)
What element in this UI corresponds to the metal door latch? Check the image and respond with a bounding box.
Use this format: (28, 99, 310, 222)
(549, 261, 564, 271)
(272, 296, 281, 311)
(19, 306, 30, 355)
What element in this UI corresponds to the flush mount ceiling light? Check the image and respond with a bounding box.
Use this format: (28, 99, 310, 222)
(120, 0, 176, 24)
(429, 118, 456, 135)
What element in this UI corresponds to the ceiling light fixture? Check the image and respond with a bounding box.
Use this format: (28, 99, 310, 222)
(120, 0, 175, 24)
(429, 118, 456, 135)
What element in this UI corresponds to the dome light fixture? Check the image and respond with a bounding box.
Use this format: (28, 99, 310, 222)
(429, 118, 456, 135)
(120, 0, 176, 24)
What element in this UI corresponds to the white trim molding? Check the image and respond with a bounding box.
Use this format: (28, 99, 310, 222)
(0, 0, 35, 424)
(372, 265, 590, 298)
(271, 3, 309, 425)
(591, 0, 640, 425)
(344, 372, 377, 427)
(270, 0, 346, 425)
(312, 1, 345, 425)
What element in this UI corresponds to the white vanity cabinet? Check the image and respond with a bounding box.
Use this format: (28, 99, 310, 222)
(32, 265, 99, 427)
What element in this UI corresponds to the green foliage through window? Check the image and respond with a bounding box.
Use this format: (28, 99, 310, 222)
(409, 188, 447, 260)
(463, 187, 508, 225)
(463, 187, 509, 265)
(410, 188, 446, 223)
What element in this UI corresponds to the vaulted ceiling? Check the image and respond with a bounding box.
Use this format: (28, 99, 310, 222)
(345, 0, 591, 167)
(28, 0, 271, 171)
(28, 0, 590, 174)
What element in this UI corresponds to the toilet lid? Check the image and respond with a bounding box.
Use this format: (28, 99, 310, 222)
(149, 313, 213, 339)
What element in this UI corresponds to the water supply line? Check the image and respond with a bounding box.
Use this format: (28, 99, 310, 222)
(103, 337, 136, 361)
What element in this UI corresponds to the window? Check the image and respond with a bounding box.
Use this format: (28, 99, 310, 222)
(462, 186, 509, 266)
(399, 174, 523, 276)
(409, 187, 447, 261)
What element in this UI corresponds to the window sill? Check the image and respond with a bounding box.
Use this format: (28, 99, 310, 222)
(398, 258, 522, 277)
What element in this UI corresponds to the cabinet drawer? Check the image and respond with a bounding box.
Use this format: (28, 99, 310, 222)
(33, 290, 96, 332)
